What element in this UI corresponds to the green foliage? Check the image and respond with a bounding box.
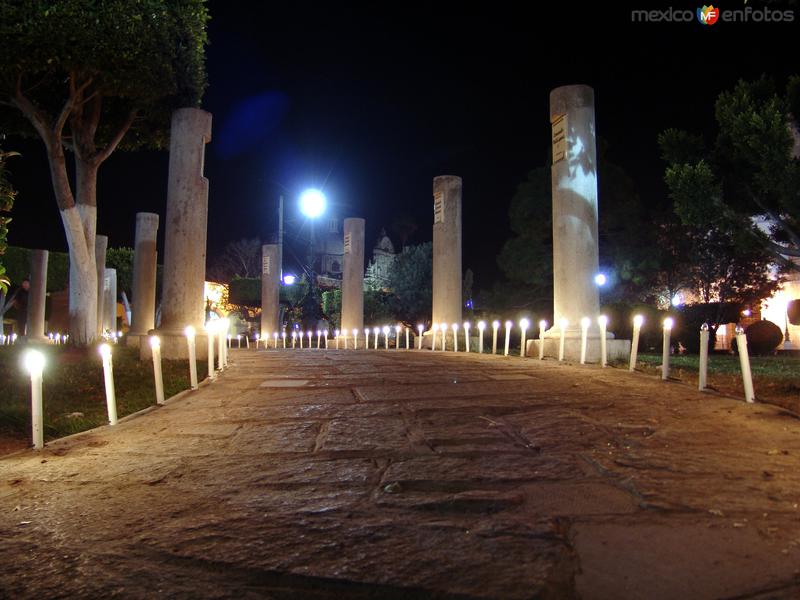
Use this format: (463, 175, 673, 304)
(0, 0, 209, 149)
(106, 246, 133, 298)
(0, 148, 19, 292)
(3, 245, 69, 291)
(364, 290, 393, 324)
(660, 75, 800, 262)
(322, 289, 341, 328)
(229, 277, 260, 307)
(385, 241, 433, 327)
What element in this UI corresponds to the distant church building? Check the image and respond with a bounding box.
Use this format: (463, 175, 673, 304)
(364, 229, 396, 291)
(315, 215, 344, 288)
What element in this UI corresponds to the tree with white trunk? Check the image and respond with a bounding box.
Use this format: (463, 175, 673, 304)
(0, 0, 208, 343)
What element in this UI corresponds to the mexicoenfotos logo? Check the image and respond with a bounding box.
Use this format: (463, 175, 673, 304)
(632, 3, 795, 23)
(697, 5, 720, 25)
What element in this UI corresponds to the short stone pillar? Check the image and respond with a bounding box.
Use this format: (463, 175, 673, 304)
(95, 234, 108, 337)
(129, 212, 159, 336)
(341, 218, 365, 334)
(260, 244, 280, 337)
(143, 107, 212, 361)
(533, 84, 629, 361)
(432, 175, 462, 328)
(25, 249, 48, 341)
(103, 268, 117, 334)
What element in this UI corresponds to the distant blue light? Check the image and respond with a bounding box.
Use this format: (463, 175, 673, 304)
(283, 274, 296, 285)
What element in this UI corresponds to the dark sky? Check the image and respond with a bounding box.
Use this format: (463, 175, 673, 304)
(4, 1, 797, 290)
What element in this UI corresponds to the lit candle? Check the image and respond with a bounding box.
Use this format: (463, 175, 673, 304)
(282, 331, 286, 348)
(335, 329, 340, 349)
(382, 326, 390, 349)
(244, 333, 249, 349)
(395, 325, 401, 350)
(452, 323, 459, 352)
(364, 328, 370, 349)
(464, 322, 471, 353)
(255, 332, 261, 349)
(99, 343, 118, 425)
(218, 321, 226, 370)
(307, 330, 312, 349)
(273, 331, 279, 349)
(504, 320, 512, 356)
(405, 327, 410, 349)
(662, 317, 674, 380)
(24, 350, 45, 450)
(185, 326, 198, 390)
(492, 320, 500, 355)
(699, 323, 709, 390)
(417, 324, 424, 349)
(598, 315, 608, 368)
(629, 315, 643, 371)
(538, 320, 547, 360)
(205, 323, 216, 380)
(317, 330, 322, 349)
(735, 325, 755, 403)
(580, 317, 590, 364)
(373, 327, 380, 350)
(519, 318, 530, 358)
(324, 330, 329, 349)
(440, 323, 447, 351)
(350, 328, 356, 350)
(431, 323, 439, 351)
(558, 318, 568, 362)
(292, 330, 297, 349)
(150, 336, 165, 405)
(477, 321, 486, 354)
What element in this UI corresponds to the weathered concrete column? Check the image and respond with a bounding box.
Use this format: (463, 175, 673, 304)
(25, 249, 48, 341)
(144, 108, 212, 361)
(532, 84, 629, 362)
(431, 176, 462, 328)
(260, 244, 280, 337)
(341, 218, 365, 334)
(550, 85, 600, 330)
(103, 268, 117, 334)
(129, 212, 159, 336)
(95, 235, 108, 337)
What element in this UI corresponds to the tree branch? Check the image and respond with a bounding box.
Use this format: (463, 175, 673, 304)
(94, 108, 137, 165)
(12, 74, 53, 146)
(749, 191, 800, 248)
(55, 73, 93, 138)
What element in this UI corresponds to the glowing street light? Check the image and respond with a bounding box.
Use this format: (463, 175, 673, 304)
(594, 273, 607, 286)
(299, 188, 327, 218)
(282, 274, 296, 286)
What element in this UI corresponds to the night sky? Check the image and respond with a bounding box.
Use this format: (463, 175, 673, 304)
(4, 2, 797, 290)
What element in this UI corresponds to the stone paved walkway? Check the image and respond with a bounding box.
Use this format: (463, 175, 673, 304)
(1, 349, 800, 599)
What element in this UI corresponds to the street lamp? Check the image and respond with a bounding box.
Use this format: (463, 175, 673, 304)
(298, 188, 327, 333)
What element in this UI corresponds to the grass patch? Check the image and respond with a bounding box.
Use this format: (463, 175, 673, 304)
(633, 352, 800, 413)
(0, 344, 208, 443)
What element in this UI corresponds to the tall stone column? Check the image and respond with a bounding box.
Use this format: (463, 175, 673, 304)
(432, 175, 462, 327)
(260, 244, 280, 337)
(533, 84, 629, 362)
(341, 218, 365, 334)
(103, 268, 117, 333)
(550, 84, 600, 329)
(129, 212, 159, 336)
(144, 107, 212, 361)
(25, 249, 48, 341)
(95, 234, 108, 337)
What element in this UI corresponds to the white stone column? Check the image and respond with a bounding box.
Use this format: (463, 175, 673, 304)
(341, 218, 365, 334)
(260, 244, 280, 337)
(25, 249, 48, 341)
(533, 84, 629, 362)
(432, 175, 462, 328)
(95, 234, 108, 337)
(129, 212, 159, 336)
(145, 107, 212, 361)
(103, 268, 117, 334)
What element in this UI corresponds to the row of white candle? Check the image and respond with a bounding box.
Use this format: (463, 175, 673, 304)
(22, 320, 234, 450)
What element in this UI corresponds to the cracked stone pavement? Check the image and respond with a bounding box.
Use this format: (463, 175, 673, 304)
(1, 349, 799, 599)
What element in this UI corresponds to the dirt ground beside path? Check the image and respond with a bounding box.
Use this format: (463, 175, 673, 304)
(1, 349, 799, 599)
